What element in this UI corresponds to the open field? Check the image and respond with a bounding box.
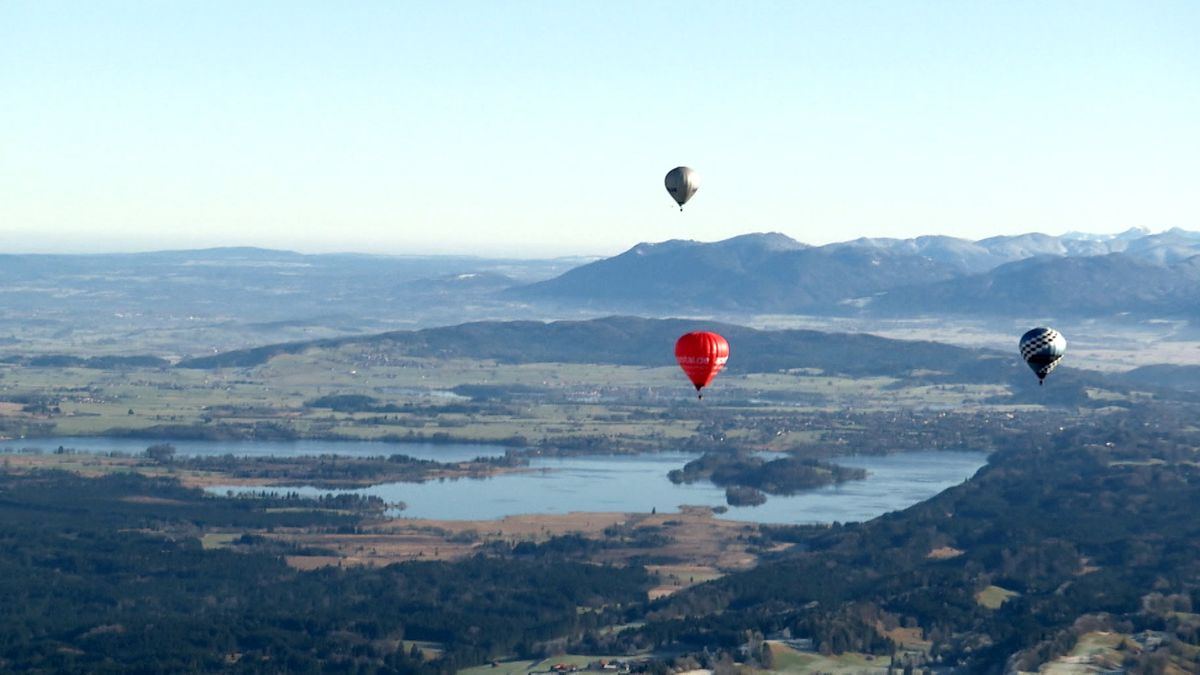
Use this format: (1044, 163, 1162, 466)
(279, 506, 763, 576)
(975, 584, 1020, 609)
(1038, 629, 1200, 675)
(1, 339, 1057, 455)
(766, 641, 894, 673)
(3, 356, 708, 445)
(1038, 631, 1128, 674)
(645, 563, 726, 600)
(200, 532, 239, 550)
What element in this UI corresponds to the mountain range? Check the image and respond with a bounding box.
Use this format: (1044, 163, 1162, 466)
(509, 228, 1200, 317)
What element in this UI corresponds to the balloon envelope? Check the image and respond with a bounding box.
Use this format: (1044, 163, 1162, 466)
(664, 166, 699, 209)
(675, 331, 729, 395)
(1019, 327, 1066, 383)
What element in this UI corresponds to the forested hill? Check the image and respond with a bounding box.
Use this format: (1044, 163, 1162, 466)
(634, 404, 1200, 671)
(176, 316, 981, 375)
(178, 316, 990, 375)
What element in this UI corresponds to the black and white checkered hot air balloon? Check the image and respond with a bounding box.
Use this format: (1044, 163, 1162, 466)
(1019, 327, 1066, 385)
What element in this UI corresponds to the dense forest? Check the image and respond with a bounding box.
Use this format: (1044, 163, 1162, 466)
(0, 471, 650, 673)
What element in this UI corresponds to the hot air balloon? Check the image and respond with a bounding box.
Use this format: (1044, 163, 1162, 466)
(664, 166, 699, 210)
(1019, 327, 1066, 385)
(675, 331, 729, 398)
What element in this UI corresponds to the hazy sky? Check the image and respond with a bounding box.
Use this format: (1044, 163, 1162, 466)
(3, 1, 1198, 257)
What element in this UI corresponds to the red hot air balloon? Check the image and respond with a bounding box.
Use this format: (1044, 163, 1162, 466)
(675, 331, 729, 399)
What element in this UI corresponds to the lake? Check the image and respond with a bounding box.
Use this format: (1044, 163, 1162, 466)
(8, 436, 988, 525)
(207, 449, 989, 525)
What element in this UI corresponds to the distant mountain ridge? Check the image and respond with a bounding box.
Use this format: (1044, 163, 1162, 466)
(508, 229, 1200, 317)
(510, 234, 958, 312)
(870, 253, 1200, 316)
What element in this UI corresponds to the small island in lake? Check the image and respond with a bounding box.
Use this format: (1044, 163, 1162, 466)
(724, 485, 767, 506)
(669, 450, 867, 506)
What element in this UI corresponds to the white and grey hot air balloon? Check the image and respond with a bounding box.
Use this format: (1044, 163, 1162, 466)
(1019, 327, 1067, 385)
(664, 166, 699, 210)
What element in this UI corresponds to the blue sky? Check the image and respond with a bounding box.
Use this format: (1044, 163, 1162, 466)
(2, 1, 1198, 256)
